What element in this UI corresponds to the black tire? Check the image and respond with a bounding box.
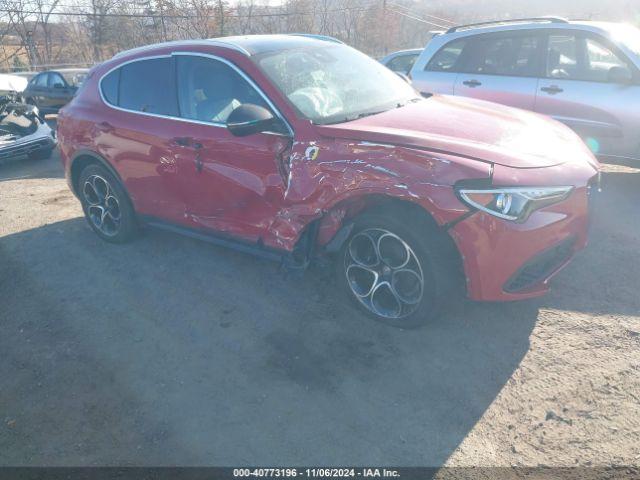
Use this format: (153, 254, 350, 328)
(28, 147, 53, 161)
(78, 163, 138, 243)
(336, 210, 462, 329)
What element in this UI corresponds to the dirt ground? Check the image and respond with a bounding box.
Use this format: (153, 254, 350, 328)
(0, 150, 639, 467)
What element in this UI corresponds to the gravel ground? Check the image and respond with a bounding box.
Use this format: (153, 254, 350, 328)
(0, 150, 639, 467)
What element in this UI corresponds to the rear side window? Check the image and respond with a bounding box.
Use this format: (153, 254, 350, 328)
(426, 40, 467, 72)
(118, 57, 178, 116)
(464, 35, 541, 77)
(101, 69, 119, 105)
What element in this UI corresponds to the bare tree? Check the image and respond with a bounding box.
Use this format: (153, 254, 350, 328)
(2, 0, 61, 68)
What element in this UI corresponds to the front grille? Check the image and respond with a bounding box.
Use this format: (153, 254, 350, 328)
(504, 237, 575, 293)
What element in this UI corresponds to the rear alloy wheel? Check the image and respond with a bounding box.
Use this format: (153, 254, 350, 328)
(78, 164, 138, 243)
(337, 212, 459, 328)
(83, 174, 122, 237)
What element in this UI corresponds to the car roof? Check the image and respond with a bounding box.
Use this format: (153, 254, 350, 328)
(113, 34, 342, 60)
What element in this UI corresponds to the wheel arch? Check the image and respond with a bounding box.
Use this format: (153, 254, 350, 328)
(317, 193, 446, 250)
(69, 150, 125, 197)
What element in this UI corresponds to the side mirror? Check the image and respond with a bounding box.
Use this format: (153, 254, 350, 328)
(227, 104, 282, 137)
(608, 66, 633, 84)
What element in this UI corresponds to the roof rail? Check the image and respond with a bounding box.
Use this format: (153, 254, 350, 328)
(446, 17, 569, 34)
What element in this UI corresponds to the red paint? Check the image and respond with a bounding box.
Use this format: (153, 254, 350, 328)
(57, 40, 599, 302)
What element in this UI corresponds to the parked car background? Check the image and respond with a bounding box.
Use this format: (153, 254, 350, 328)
(23, 68, 88, 114)
(410, 18, 640, 162)
(380, 48, 423, 75)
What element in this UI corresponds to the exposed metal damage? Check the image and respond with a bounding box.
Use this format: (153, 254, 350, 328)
(0, 94, 56, 164)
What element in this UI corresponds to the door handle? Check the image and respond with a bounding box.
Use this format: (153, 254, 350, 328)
(462, 79, 482, 87)
(541, 85, 564, 95)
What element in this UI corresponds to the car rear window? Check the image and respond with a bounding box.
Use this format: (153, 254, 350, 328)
(117, 57, 178, 116)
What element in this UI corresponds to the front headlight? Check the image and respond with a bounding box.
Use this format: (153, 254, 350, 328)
(456, 186, 573, 222)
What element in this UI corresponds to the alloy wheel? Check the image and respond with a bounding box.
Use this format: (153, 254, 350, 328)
(82, 174, 121, 237)
(344, 228, 425, 319)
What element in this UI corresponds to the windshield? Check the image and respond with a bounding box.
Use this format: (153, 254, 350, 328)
(608, 24, 640, 57)
(255, 43, 420, 125)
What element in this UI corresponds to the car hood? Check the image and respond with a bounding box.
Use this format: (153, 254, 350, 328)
(316, 95, 597, 169)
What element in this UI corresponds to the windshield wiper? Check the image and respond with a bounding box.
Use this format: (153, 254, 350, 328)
(321, 102, 419, 125)
(357, 110, 387, 119)
(395, 97, 423, 109)
(320, 111, 385, 125)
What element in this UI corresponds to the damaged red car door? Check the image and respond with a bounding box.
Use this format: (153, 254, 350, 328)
(168, 53, 290, 242)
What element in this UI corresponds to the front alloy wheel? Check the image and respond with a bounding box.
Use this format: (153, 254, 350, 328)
(337, 212, 459, 328)
(345, 228, 425, 319)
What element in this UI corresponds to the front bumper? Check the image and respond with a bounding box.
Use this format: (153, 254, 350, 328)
(448, 168, 597, 302)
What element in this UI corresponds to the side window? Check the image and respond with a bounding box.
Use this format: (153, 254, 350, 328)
(546, 34, 631, 82)
(465, 35, 541, 76)
(584, 37, 628, 82)
(176, 55, 269, 124)
(34, 74, 48, 87)
(547, 35, 579, 79)
(48, 72, 65, 88)
(101, 69, 120, 105)
(119, 57, 178, 116)
(386, 54, 418, 74)
(426, 39, 467, 72)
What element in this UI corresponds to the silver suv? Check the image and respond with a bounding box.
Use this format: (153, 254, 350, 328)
(410, 18, 640, 162)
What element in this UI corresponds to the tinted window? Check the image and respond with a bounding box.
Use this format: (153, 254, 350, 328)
(547, 35, 579, 79)
(386, 54, 419, 74)
(34, 74, 48, 87)
(101, 69, 120, 105)
(119, 57, 177, 115)
(546, 34, 630, 82)
(176, 55, 268, 124)
(426, 40, 467, 72)
(465, 35, 541, 76)
(48, 72, 66, 88)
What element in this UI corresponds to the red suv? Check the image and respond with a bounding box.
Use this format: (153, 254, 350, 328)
(57, 35, 600, 328)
